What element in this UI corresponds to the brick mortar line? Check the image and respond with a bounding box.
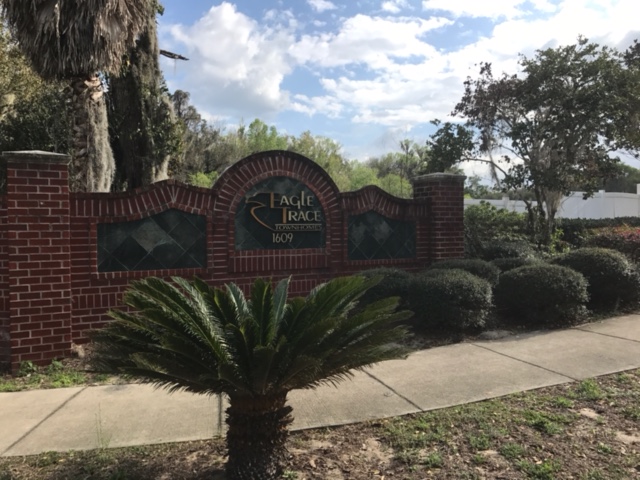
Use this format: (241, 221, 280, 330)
(1, 386, 87, 456)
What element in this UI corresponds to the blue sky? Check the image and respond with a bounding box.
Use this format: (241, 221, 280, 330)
(157, 0, 639, 177)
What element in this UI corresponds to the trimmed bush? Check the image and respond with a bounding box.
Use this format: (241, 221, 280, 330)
(464, 202, 529, 258)
(494, 264, 588, 327)
(427, 258, 501, 285)
(480, 240, 537, 261)
(359, 268, 413, 307)
(491, 257, 541, 273)
(558, 217, 640, 248)
(550, 247, 640, 311)
(583, 226, 640, 262)
(408, 269, 492, 332)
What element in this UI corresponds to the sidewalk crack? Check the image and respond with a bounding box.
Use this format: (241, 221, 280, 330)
(1, 387, 87, 456)
(469, 343, 578, 382)
(573, 327, 640, 344)
(363, 371, 423, 411)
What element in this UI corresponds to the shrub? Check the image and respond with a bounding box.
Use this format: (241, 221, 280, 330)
(583, 226, 640, 262)
(558, 217, 640, 248)
(427, 258, 501, 285)
(359, 268, 413, 307)
(479, 239, 537, 261)
(408, 269, 492, 332)
(494, 264, 588, 327)
(464, 202, 529, 258)
(551, 247, 640, 311)
(491, 257, 541, 273)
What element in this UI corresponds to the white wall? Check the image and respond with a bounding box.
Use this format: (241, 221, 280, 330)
(464, 187, 640, 219)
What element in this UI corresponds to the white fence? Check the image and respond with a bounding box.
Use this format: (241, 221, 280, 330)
(464, 186, 640, 219)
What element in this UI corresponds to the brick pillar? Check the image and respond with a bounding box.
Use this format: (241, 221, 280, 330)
(412, 173, 465, 263)
(0, 197, 7, 372)
(2, 151, 72, 372)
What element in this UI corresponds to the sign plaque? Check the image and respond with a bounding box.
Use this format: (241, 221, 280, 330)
(235, 177, 325, 250)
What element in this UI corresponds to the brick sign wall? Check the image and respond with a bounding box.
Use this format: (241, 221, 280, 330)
(0, 150, 464, 372)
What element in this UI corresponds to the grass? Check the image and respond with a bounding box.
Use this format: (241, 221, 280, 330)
(573, 379, 605, 401)
(374, 369, 640, 479)
(517, 459, 561, 480)
(520, 409, 576, 435)
(0, 360, 113, 392)
(499, 442, 526, 459)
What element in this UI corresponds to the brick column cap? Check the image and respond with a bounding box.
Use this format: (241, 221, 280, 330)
(411, 173, 466, 184)
(2, 150, 71, 165)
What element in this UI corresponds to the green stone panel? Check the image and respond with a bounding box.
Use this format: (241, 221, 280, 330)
(98, 209, 206, 272)
(348, 211, 415, 260)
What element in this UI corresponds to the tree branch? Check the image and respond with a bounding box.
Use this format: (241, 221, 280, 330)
(160, 50, 189, 61)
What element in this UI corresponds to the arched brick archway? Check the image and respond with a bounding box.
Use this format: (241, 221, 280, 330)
(212, 150, 343, 279)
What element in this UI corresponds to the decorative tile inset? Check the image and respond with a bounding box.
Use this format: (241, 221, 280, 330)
(98, 209, 206, 272)
(348, 211, 416, 260)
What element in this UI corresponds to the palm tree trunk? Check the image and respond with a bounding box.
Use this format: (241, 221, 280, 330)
(108, 4, 178, 190)
(225, 392, 293, 480)
(69, 74, 115, 192)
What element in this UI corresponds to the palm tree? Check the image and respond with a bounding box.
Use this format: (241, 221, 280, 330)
(0, 0, 148, 191)
(108, 1, 183, 190)
(90, 275, 412, 480)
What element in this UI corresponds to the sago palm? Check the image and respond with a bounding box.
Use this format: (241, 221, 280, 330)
(0, 0, 148, 191)
(90, 275, 412, 480)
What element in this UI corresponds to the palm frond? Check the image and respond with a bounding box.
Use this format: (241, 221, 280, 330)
(267, 276, 290, 346)
(124, 277, 232, 365)
(249, 278, 273, 345)
(172, 277, 232, 364)
(91, 275, 412, 398)
(1, 0, 149, 79)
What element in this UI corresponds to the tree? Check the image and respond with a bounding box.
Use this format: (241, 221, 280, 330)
(601, 163, 640, 193)
(0, 17, 40, 116)
(464, 174, 502, 199)
(90, 275, 411, 480)
(169, 90, 232, 183)
(108, 2, 183, 190)
(423, 120, 474, 174)
(455, 37, 640, 244)
(346, 162, 381, 191)
(1, 0, 148, 191)
(0, 86, 70, 154)
(398, 139, 422, 196)
(288, 131, 351, 190)
(246, 118, 288, 153)
(0, 20, 70, 155)
(367, 152, 402, 178)
(378, 172, 412, 198)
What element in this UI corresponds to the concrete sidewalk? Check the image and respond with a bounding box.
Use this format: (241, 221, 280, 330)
(2, 314, 639, 457)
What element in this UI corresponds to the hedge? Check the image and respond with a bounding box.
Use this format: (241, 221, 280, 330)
(408, 269, 492, 332)
(494, 263, 588, 327)
(550, 247, 640, 312)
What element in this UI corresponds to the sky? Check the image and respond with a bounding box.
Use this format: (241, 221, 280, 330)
(157, 0, 640, 178)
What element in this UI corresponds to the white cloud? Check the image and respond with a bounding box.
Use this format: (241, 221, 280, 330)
(162, 0, 640, 147)
(422, 0, 527, 19)
(528, 0, 558, 13)
(381, 0, 409, 14)
(289, 14, 451, 69)
(307, 0, 337, 13)
(290, 94, 343, 117)
(162, 2, 296, 118)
